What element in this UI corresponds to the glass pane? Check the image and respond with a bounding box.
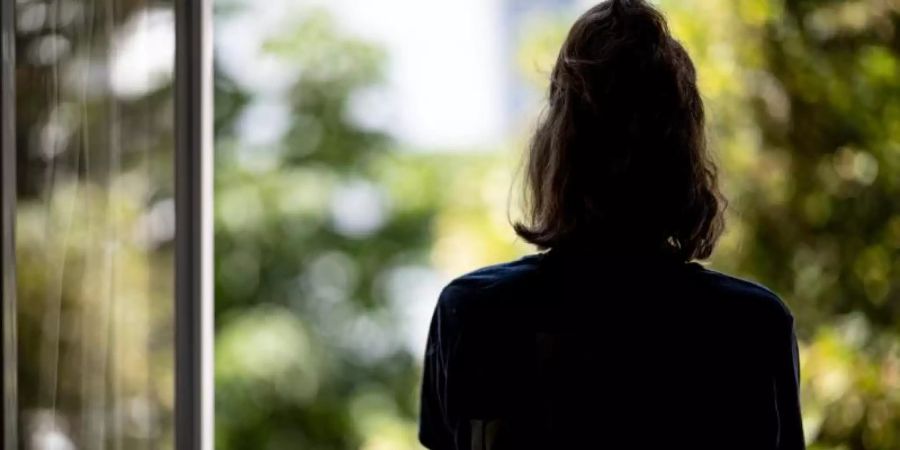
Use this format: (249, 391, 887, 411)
(13, 0, 175, 448)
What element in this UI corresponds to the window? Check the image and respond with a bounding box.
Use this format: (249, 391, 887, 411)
(0, 0, 211, 448)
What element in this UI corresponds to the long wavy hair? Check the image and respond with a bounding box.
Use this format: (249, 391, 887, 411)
(514, 0, 724, 261)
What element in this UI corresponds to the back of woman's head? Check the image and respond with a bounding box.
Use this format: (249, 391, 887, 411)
(515, 0, 724, 261)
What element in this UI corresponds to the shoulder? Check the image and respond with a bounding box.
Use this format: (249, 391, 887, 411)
(435, 254, 544, 313)
(688, 264, 794, 323)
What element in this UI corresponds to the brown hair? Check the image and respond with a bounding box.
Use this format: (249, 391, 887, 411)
(514, 0, 724, 261)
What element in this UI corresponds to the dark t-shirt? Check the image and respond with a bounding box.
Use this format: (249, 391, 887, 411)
(419, 247, 805, 450)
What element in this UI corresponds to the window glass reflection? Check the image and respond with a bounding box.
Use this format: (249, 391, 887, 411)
(14, 0, 175, 448)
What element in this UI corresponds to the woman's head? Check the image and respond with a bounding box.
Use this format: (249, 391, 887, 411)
(514, 0, 724, 261)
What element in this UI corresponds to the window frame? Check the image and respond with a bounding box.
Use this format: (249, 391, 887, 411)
(0, 0, 17, 447)
(174, 0, 214, 449)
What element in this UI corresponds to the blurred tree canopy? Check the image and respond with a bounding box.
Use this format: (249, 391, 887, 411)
(213, 5, 532, 446)
(214, 11, 426, 450)
(659, 1, 900, 447)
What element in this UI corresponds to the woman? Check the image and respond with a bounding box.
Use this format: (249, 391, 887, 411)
(419, 1, 805, 449)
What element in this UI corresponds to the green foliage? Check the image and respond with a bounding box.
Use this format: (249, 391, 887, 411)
(214, 11, 427, 449)
(658, 1, 900, 446)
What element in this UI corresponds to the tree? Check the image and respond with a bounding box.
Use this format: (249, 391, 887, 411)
(214, 10, 428, 449)
(662, 1, 900, 447)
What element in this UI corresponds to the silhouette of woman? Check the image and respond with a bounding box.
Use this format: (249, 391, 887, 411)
(418, 1, 805, 449)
